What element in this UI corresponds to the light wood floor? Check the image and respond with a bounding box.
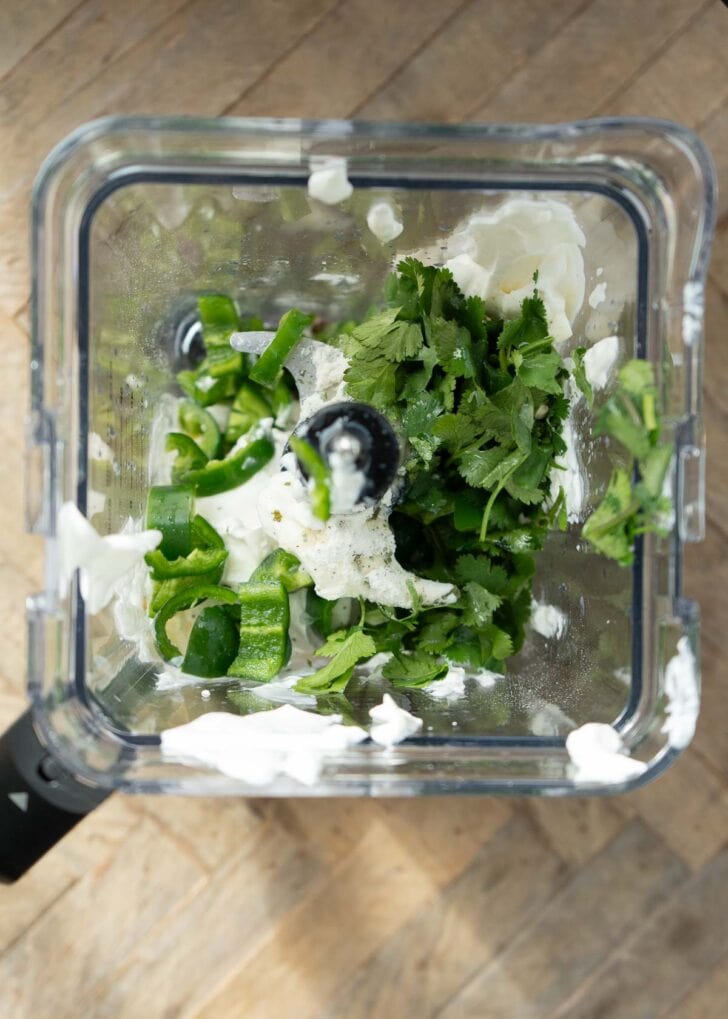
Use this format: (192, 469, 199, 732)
(1, 2, 727, 1016)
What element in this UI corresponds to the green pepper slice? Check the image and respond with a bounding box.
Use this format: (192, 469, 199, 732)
(180, 435, 274, 496)
(190, 513, 226, 550)
(181, 605, 240, 677)
(225, 381, 272, 446)
(154, 583, 239, 660)
(249, 308, 313, 388)
(166, 433, 208, 482)
(179, 400, 221, 459)
(145, 546, 228, 581)
(198, 294, 240, 348)
(227, 581, 290, 681)
(177, 368, 239, 407)
(251, 549, 312, 592)
(289, 435, 331, 521)
(146, 484, 194, 560)
(149, 514, 227, 615)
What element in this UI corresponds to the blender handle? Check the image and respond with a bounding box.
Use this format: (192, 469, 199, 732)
(0, 709, 110, 883)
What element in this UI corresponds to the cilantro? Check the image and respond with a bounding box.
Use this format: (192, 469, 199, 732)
(295, 629, 377, 693)
(402, 392, 442, 438)
(583, 360, 673, 564)
(516, 351, 564, 395)
(382, 650, 449, 688)
(343, 354, 397, 411)
(572, 347, 593, 405)
(497, 293, 549, 350)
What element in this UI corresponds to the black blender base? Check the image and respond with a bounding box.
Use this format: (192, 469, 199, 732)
(0, 709, 109, 883)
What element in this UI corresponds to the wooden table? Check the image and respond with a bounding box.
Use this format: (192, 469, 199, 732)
(1, 2, 727, 1016)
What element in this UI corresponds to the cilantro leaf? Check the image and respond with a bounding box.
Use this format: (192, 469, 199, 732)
(415, 612, 460, 654)
(455, 555, 509, 594)
(504, 447, 551, 504)
(403, 391, 442, 437)
(618, 359, 655, 400)
(383, 650, 448, 688)
(582, 468, 636, 566)
(344, 355, 397, 411)
(517, 351, 564, 395)
(497, 293, 549, 350)
(459, 447, 524, 490)
(428, 317, 475, 377)
(638, 443, 672, 500)
(295, 629, 377, 693)
(572, 347, 593, 405)
(463, 581, 502, 626)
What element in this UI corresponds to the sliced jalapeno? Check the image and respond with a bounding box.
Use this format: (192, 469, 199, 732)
(225, 381, 272, 446)
(178, 400, 221, 459)
(145, 484, 194, 560)
(180, 435, 274, 496)
(166, 433, 208, 483)
(145, 546, 228, 581)
(251, 548, 312, 592)
(181, 605, 240, 678)
(227, 581, 290, 681)
(289, 435, 331, 521)
(249, 308, 313, 388)
(154, 583, 238, 661)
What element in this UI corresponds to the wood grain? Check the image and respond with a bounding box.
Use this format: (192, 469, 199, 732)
(0, 2, 727, 1017)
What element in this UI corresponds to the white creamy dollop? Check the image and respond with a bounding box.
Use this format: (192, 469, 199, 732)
(258, 469, 455, 609)
(196, 426, 289, 585)
(530, 601, 568, 640)
(366, 202, 403, 243)
(443, 198, 586, 343)
(583, 334, 619, 392)
(565, 722, 647, 785)
(307, 157, 353, 205)
(58, 502, 161, 615)
(662, 636, 699, 749)
(369, 694, 422, 746)
(529, 700, 575, 738)
(113, 557, 158, 662)
(161, 706, 367, 786)
(425, 666, 467, 701)
(588, 282, 607, 308)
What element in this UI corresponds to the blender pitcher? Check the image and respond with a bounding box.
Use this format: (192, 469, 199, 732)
(0, 116, 715, 882)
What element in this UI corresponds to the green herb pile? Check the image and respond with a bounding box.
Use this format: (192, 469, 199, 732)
(140, 263, 673, 699)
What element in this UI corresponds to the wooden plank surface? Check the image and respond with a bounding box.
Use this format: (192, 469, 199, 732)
(0, 1, 727, 1016)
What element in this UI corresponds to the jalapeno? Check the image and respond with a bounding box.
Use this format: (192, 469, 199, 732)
(227, 581, 290, 681)
(177, 368, 239, 407)
(197, 294, 240, 348)
(180, 435, 274, 496)
(289, 435, 331, 521)
(251, 549, 312, 592)
(154, 583, 239, 660)
(225, 381, 272, 446)
(145, 546, 228, 581)
(249, 308, 313, 388)
(148, 513, 227, 616)
(190, 513, 226, 550)
(181, 605, 240, 678)
(178, 400, 221, 459)
(145, 485, 194, 560)
(166, 433, 208, 483)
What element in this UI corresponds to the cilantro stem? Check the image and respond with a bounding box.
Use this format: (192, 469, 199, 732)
(479, 460, 523, 542)
(584, 498, 641, 539)
(517, 336, 556, 357)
